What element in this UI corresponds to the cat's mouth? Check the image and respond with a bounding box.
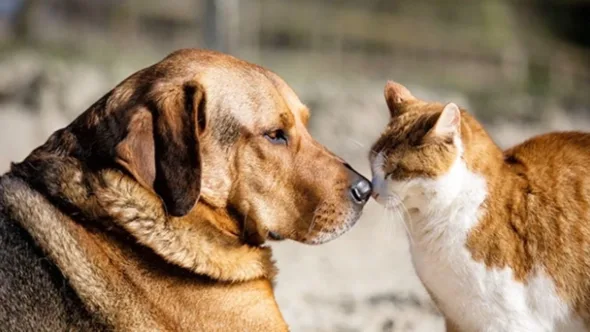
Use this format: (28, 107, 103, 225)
(373, 192, 404, 210)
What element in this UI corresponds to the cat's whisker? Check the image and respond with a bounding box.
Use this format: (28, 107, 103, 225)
(390, 208, 411, 244)
(385, 207, 397, 240)
(382, 201, 395, 229)
(384, 196, 414, 244)
(347, 138, 365, 149)
(396, 209, 414, 244)
(398, 202, 415, 235)
(376, 203, 392, 241)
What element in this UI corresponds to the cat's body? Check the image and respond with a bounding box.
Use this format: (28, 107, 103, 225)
(370, 81, 590, 332)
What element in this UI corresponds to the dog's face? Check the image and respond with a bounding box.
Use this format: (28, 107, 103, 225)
(196, 66, 372, 245)
(92, 50, 371, 245)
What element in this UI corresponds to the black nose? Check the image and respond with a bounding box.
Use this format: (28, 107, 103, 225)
(345, 164, 372, 205)
(351, 178, 372, 204)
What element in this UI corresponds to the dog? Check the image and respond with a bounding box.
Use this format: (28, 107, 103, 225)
(0, 49, 372, 331)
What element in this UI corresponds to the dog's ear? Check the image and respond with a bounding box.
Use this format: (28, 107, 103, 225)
(115, 83, 205, 217)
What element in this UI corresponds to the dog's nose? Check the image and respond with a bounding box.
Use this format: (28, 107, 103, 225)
(350, 178, 372, 204)
(344, 164, 372, 205)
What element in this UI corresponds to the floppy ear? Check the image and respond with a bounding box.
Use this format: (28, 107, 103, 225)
(384, 81, 415, 117)
(115, 83, 205, 217)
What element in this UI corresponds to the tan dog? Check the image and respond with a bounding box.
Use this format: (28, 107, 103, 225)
(0, 49, 371, 331)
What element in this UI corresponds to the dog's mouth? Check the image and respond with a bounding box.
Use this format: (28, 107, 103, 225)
(256, 203, 365, 244)
(267, 231, 284, 241)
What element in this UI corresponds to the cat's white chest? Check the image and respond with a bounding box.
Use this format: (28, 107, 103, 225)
(373, 149, 584, 331)
(400, 160, 579, 331)
(409, 214, 581, 332)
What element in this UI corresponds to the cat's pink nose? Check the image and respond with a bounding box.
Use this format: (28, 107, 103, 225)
(372, 192, 379, 199)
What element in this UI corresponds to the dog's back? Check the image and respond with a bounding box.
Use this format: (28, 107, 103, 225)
(0, 199, 108, 332)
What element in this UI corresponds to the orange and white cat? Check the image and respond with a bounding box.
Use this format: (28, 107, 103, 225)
(370, 81, 590, 332)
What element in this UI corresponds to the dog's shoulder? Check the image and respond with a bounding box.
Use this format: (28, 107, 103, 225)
(0, 201, 109, 332)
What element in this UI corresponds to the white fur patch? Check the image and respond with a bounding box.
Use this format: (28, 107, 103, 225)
(371, 141, 581, 331)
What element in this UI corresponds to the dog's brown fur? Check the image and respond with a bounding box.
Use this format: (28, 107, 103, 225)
(0, 49, 369, 331)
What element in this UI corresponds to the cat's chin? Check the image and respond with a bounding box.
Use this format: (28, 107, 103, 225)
(375, 194, 424, 218)
(372, 194, 392, 207)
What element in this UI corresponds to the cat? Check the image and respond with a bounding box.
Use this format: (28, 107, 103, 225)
(369, 81, 590, 332)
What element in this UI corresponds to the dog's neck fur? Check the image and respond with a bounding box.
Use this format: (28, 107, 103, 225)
(0, 147, 286, 330)
(8, 150, 276, 282)
(0, 172, 288, 331)
(0, 174, 170, 330)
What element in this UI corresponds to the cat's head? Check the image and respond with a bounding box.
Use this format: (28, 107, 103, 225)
(369, 81, 466, 210)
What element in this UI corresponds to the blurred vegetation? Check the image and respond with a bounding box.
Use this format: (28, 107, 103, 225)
(0, 0, 588, 124)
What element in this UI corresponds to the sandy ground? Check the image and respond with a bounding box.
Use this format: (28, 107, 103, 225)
(1, 54, 589, 332)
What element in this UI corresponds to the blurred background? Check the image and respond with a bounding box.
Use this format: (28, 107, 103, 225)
(0, 0, 589, 331)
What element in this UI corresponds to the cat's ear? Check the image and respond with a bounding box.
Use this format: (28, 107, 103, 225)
(433, 103, 461, 137)
(384, 81, 414, 117)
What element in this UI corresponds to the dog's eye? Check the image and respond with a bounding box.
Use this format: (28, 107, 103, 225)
(384, 172, 393, 180)
(264, 130, 288, 145)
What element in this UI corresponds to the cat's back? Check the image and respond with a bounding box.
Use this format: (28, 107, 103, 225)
(504, 131, 590, 188)
(506, 131, 590, 161)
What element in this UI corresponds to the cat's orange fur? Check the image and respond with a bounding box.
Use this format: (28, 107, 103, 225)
(370, 81, 590, 331)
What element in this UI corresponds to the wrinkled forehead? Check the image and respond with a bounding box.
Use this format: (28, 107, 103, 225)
(200, 66, 309, 130)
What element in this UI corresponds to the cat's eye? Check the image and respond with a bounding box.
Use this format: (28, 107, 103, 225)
(384, 172, 393, 180)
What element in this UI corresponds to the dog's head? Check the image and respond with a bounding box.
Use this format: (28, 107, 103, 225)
(56, 49, 370, 246)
